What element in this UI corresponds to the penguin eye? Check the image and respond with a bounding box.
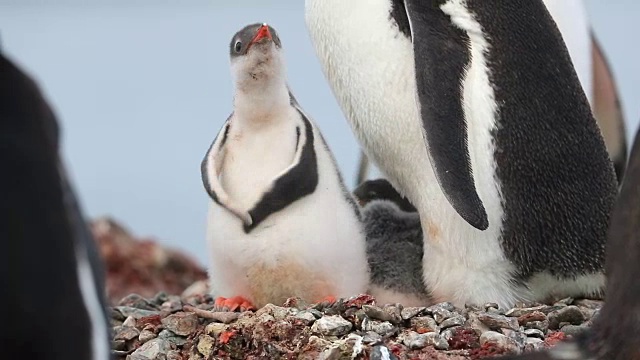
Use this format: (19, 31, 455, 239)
(234, 41, 242, 53)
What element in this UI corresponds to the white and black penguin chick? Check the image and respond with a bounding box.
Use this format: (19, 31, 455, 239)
(201, 23, 369, 311)
(354, 179, 431, 306)
(498, 124, 640, 360)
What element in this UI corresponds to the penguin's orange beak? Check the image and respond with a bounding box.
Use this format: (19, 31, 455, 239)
(250, 24, 272, 46)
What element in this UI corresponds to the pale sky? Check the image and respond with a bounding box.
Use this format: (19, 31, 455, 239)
(1, 1, 638, 265)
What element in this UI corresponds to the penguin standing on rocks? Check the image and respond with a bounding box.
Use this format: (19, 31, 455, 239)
(201, 23, 369, 311)
(305, 0, 618, 308)
(354, 179, 429, 306)
(0, 53, 110, 360)
(498, 124, 640, 360)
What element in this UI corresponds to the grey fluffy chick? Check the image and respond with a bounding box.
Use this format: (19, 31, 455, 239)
(355, 179, 431, 306)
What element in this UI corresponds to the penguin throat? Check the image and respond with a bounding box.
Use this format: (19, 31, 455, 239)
(233, 79, 290, 123)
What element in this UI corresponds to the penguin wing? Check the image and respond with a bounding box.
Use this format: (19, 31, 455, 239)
(243, 110, 319, 233)
(201, 115, 253, 226)
(403, 0, 488, 230)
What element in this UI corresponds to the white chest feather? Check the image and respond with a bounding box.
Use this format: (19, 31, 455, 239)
(221, 109, 298, 209)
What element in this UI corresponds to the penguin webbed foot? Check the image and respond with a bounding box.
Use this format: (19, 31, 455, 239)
(214, 296, 256, 312)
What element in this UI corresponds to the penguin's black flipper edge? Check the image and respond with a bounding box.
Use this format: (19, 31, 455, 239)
(201, 116, 252, 225)
(403, 0, 488, 230)
(244, 110, 319, 233)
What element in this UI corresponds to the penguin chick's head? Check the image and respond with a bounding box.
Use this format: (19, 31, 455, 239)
(230, 23, 284, 87)
(353, 179, 418, 213)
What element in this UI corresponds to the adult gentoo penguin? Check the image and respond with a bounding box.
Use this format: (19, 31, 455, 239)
(352, 0, 628, 185)
(305, 1, 618, 308)
(498, 125, 640, 360)
(201, 23, 368, 311)
(0, 53, 110, 359)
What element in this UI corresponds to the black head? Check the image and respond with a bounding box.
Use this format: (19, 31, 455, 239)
(353, 179, 417, 213)
(229, 23, 282, 59)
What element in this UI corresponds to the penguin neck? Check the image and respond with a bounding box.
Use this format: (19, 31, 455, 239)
(233, 76, 291, 126)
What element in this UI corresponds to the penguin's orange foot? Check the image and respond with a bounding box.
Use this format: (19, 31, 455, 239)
(214, 296, 256, 312)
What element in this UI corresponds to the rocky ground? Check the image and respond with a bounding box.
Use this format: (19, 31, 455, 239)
(109, 290, 601, 360)
(95, 217, 601, 359)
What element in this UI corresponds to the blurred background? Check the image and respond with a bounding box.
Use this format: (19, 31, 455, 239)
(1, 0, 639, 267)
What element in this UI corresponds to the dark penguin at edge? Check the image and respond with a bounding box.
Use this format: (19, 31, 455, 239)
(0, 53, 111, 359)
(497, 123, 640, 360)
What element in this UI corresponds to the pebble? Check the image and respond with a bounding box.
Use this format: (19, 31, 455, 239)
(517, 311, 547, 325)
(382, 305, 403, 324)
(123, 316, 137, 328)
(114, 326, 140, 341)
(480, 331, 521, 353)
(370, 345, 398, 360)
(548, 305, 585, 330)
(401, 307, 425, 320)
(440, 315, 466, 329)
(525, 320, 549, 333)
(128, 338, 173, 360)
(205, 322, 228, 337)
(311, 315, 353, 336)
(505, 306, 549, 317)
(410, 316, 440, 333)
(503, 328, 528, 349)
(115, 306, 161, 320)
(440, 327, 457, 341)
(477, 312, 519, 330)
(403, 331, 449, 350)
(431, 308, 454, 324)
(161, 300, 183, 313)
(467, 312, 491, 335)
(426, 302, 456, 313)
(110, 308, 126, 321)
(483, 303, 500, 311)
(294, 310, 317, 325)
(361, 317, 397, 337)
(139, 329, 157, 343)
(524, 337, 545, 351)
(561, 324, 589, 337)
(363, 305, 394, 323)
(158, 330, 188, 346)
(119, 293, 154, 310)
(161, 312, 198, 336)
(112, 339, 126, 351)
(196, 335, 216, 357)
(257, 303, 298, 320)
(523, 328, 545, 339)
(362, 331, 383, 345)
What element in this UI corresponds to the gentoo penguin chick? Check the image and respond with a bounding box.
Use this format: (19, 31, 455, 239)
(201, 23, 369, 311)
(353, 178, 417, 212)
(354, 180, 429, 306)
(306, 0, 617, 308)
(0, 53, 110, 360)
(498, 125, 640, 360)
